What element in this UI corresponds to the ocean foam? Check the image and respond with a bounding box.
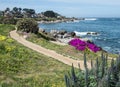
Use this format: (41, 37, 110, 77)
(73, 20, 80, 22)
(84, 18, 97, 21)
(74, 31, 88, 36)
(74, 31, 99, 36)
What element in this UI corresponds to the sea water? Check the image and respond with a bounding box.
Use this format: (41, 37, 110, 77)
(39, 18, 120, 54)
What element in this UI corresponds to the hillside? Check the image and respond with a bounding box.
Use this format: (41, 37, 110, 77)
(0, 24, 71, 87)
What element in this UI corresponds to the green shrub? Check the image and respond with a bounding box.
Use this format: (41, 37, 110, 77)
(43, 10, 57, 18)
(0, 17, 17, 24)
(16, 19, 39, 34)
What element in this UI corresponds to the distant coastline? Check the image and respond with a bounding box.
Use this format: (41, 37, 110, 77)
(37, 18, 84, 24)
(39, 18, 120, 54)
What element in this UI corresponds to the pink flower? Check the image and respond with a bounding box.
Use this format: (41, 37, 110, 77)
(69, 38, 101, 52)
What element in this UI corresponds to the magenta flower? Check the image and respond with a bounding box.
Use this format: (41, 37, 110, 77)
(76, 45, 86, 51)
(69, 38, 101, 52)
(69, 38, 81, 46)
(87, 42, 100, 52)
(69, 38, 86, 51)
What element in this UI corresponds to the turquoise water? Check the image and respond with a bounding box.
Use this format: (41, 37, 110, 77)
(39, 18, 120, 54)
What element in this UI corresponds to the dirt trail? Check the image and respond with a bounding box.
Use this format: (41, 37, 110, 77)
(10, 30, 91, 70)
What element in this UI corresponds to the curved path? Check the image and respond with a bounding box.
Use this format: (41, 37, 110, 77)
(10, 30, 91, 70)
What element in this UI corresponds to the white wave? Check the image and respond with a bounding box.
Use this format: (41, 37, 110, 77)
(73, 20, 80, 22)
(84, 18, 97, 21)
(74, 31, 87, 36)
(74, 31, 99, 36)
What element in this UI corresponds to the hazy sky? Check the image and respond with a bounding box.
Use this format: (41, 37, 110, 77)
(0, 0, 120, 17)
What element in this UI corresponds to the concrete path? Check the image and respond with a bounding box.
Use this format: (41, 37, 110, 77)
(10, 30, 91, 70)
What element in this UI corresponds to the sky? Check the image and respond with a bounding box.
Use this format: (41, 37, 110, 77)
(0, 0, 120, 17)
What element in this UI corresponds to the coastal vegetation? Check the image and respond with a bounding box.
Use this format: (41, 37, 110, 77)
(16, 19, 39, 34)
(69, 38, 101, 53)
(0, 7, 119, 87)
(0, 16, 17, 24)
(43, 10, 60, 18)
(64, 53, 120, 87)
(0, 7, 61, 18)
(27, 30, 117, 61)
(0, 24, 71, 87)
(1, 23, 118, 87)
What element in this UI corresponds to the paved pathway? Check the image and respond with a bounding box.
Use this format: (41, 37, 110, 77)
(10, 30, 91, 70)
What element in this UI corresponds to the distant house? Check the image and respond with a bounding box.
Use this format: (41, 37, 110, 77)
(4, 11, 13, 18)
(37, 13, 44, 18)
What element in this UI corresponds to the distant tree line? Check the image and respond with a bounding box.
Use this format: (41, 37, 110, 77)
(0, 7, 62, 18)
(0, 7, 64, 24)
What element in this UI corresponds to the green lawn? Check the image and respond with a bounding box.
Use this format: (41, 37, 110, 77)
(0, 24, 71, 87)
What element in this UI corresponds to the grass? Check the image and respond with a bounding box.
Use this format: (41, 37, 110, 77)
(27, 35, 85, 59)
(0, 24, 71, 87)
(0, 24, 15, 36)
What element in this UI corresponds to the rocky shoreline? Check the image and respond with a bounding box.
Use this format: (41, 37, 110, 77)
(37, 17, 99, 45)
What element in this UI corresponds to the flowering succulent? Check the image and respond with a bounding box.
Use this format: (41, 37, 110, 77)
(69, 38, 86, 51)
(69, 38, 100, 53)
(87, 42, 100, 52)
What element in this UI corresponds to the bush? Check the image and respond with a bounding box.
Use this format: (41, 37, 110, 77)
(16, 19, 39, 34)
(0, 17, 17, 24)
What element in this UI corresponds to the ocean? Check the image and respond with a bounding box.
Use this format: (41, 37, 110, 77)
(39, 18, 120, 54)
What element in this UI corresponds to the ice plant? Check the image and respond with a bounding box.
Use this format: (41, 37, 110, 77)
(87, 42, 100, 52)
(69, 38, 86, 51)
(69, 38, 100, 53)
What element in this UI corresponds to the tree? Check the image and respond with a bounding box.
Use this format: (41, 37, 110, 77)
(23, 8, 35, 18)
(43, 10, 57, 18)
(12, 7, 19, 17)
(4, 7, 12, 18)
(4, 7, 10, 13)
(16, 19, 39, 34)
(12, 7, 23, 18)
